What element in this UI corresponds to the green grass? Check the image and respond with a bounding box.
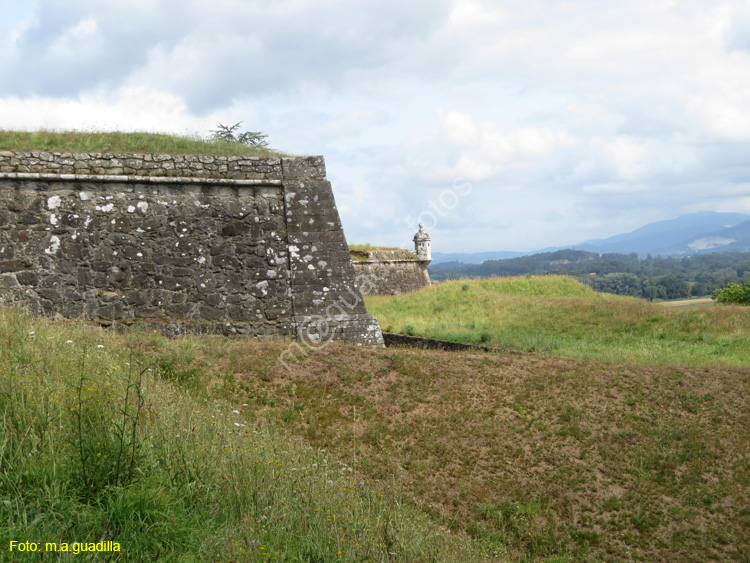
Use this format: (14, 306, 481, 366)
(348, 245, 402, 252)
(2, 304, 748, 561)
(150, 331, 750, 562)
(0, 309, 489, 562)
(0, 129, 285, 157)
(349, 244, 404, 261)
(366, 276, 750, 368)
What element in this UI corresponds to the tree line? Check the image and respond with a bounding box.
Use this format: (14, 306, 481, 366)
(429, 250, 750, 300)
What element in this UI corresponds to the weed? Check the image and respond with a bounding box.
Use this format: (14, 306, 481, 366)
(0, 309, 485, 562)
(0, 129, 285, 156)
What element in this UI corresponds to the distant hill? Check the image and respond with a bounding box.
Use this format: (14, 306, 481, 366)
(428, 213, 750, 271)
(655, 220, 750, 255)
(430, 250, 526, 266)
(572, 212, 750, 256)
(431, 249, 606, 281)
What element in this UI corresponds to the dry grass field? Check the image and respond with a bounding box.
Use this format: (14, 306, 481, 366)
(195, 340, 750, 562)
(660, 298, 714, 308)
(2, 275, 749, 562)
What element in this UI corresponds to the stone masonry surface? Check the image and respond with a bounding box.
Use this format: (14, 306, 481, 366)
(0, 151, 383, 346)
(0, 151, 287, 179)
(352, 249, 431, 296)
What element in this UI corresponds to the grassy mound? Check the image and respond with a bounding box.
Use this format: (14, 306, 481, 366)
(366, 276, 750, 368)
(0, 129, 284, 156)
(275, 344, 749, 562)
(0, 309, 485, 562)
(2, 305, 748, 561)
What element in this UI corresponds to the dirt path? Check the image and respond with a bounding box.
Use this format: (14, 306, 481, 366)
(660, 297, 714, 307)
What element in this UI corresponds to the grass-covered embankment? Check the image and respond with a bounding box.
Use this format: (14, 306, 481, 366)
(2, 304, 748, 561)
(0, 309, 485, 562)
(365, 276, 750, 368)
(271, 344, 750, 562)
(0, 130, 284, 157)
(3, 274, 749, 562)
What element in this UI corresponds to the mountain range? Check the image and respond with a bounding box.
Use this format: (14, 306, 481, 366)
(430, 212, 750, 267)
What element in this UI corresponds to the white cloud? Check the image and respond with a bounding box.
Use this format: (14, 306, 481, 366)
(454, 153, 492, 181)
(448, 0, 508, 30)
(478, 125, 515, 161)
(516, 127, 577, 158)
(437, 109, 479, 145)
(47, 17, 99, 61)
(594, 137, 648, 179)
(581, 183, 649, 194)
(0, 87, 226, 134)
(690, 91, 750, 142)
(436, 110, 578, 177)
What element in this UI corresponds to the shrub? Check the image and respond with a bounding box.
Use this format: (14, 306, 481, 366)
(210, 122, 269, 148)
(712, 281, 750, 305)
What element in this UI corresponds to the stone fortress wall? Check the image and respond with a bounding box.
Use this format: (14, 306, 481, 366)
(0, 150, 383, 346)
(351, 249, 431, 296)
(351, 225, 432, 296)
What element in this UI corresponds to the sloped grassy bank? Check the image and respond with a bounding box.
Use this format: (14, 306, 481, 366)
(3, 273, 749, 562)
(0, 309, 486, 562)
(0, 129, 283, 156)
(365, 276, 750, 368)
(232, 343, 750, 563)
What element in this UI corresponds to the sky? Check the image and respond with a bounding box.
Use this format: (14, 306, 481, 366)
(1, 0, 749, 253)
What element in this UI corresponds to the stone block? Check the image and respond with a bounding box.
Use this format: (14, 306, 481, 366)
(198, 303, 223, 321)
(0, 259, 29, 273)
(0, 273, 19, 288)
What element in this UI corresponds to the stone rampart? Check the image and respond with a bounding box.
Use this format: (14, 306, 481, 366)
(352, 249, 431, 296)
(0, 150, 383, 346)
